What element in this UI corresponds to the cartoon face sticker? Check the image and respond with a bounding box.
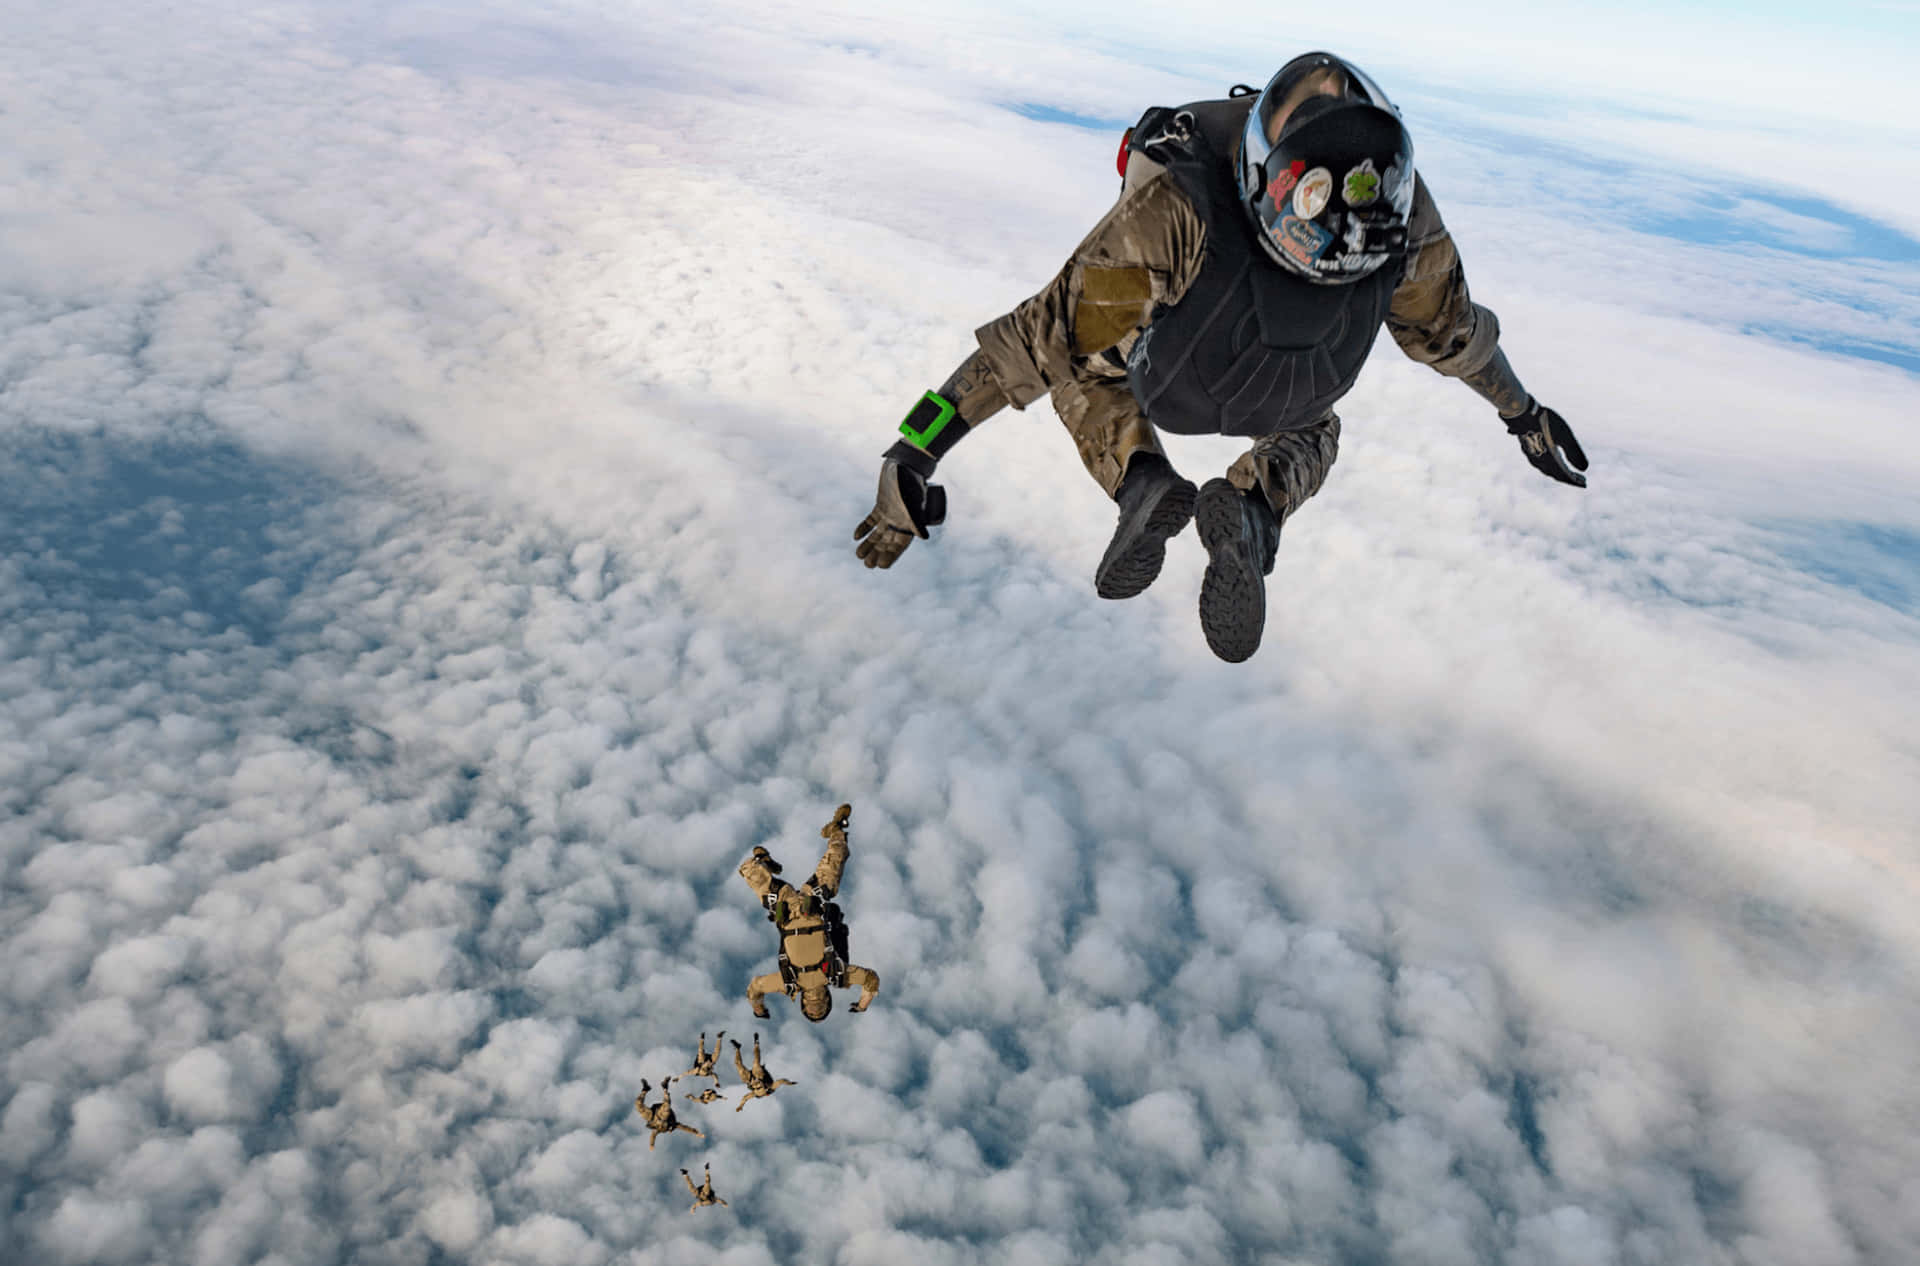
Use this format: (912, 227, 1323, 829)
(1292, 167, 1333, 220)
(1342, 158, 1380, 207)
(1271, 215, 1333, 267)
(1266, 159, 1305, 210)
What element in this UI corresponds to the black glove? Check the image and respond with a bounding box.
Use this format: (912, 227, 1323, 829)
(853, 442, 947, 569)
(1501, 398, 1588, 488)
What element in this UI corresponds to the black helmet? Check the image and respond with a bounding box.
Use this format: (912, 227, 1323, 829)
(1237, 52, 1415, 283)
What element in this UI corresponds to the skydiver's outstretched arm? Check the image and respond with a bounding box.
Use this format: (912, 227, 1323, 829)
(771, 1078, 797, 1090)
(674, 1121, 705, 1140)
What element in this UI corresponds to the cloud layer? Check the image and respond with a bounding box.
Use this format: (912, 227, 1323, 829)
(3, 2, 1917, 1264)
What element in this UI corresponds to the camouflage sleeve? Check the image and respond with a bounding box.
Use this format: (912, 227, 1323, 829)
(1385, 175, 1530, 416)
(845, 964, 880, 1010)
(931, 348, 1014, 427)
(972, 173, 1208, 411)
(746, 971, 783, 1008)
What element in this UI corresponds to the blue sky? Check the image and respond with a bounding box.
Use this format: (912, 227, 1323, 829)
(2, 2, 1917, 1265)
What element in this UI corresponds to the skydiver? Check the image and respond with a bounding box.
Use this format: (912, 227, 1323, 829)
(633, 1077, 705, 1150)
(688, 1083, 727, 1106)
(853, 52, 1589, 661)
(738, 803, 881, 1022)
(731, 1033, 797, 1110)
(682, 1031, 725, 1085)
(681, 1164, 729, 1211)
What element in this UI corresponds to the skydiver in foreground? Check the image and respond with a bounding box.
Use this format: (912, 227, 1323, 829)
(854, 51, 1588, 661)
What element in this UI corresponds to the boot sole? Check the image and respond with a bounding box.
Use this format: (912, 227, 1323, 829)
(1195, 479, 1266, 663)
(1095, 476, 1197, 600)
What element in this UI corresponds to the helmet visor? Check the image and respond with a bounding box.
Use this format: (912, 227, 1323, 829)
(1237, 53, 1414, 283)
(1242, 51, 1399, 175)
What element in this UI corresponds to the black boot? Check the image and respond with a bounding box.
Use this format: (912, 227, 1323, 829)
(1194, 478, 1280, 663)
(1095, 453, 1197, 600)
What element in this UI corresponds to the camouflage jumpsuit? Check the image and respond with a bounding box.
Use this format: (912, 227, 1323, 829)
(934, 110, 1532, 527)
(681, 1031, 725, 1085)
(681, 1164, 728, 1210)
(730, 1032, 797, 1110)
(633, 1078, 705, 1150)
(738, 807, 881, 1016)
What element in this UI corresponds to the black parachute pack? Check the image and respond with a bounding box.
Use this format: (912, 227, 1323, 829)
(1119, 92, 1404, 436)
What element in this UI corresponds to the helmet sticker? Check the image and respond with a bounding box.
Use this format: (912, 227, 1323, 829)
(1342, 158, 1380, 207)
(1292, 167, 1333, 220)
(1271, 215, 1333, 267)
(1266, 159, 1306, 209)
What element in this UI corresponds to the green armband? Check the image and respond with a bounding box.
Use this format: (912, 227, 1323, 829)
(898, 390, 972, 459)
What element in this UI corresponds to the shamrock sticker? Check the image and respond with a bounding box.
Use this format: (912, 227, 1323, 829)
(1342, 159, 1380, 207)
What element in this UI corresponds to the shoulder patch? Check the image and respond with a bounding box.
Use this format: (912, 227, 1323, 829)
(1073, 265, 1156, 356)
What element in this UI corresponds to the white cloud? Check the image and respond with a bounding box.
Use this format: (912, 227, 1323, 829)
(0, 1, 1916, 1264)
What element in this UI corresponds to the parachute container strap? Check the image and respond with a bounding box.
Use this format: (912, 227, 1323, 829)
(1129, 106, 1197, 165)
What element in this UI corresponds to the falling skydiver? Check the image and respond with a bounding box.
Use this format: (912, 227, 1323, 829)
(738, 803, 880, 1022)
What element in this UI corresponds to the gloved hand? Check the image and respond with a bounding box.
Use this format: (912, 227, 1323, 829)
(854, 444, 946, 568)
(849, 998, 870, 1014)
(824, 803, 851, 837)
(1501, 398, 1589, 488)
(750, 1000, 770, 1020)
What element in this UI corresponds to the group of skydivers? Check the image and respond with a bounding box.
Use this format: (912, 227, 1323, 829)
(633, 1032, 796, 1208)
(634, 804, 879, 1210)
(639, 40, 1598, 1210)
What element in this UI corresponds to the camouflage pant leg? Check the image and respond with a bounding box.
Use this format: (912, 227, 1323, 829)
(1051, 376, 1167, 499)
(809, 832, 849, 898)
(738, 856, 779, 902)
(1225, 411, 1340, 525)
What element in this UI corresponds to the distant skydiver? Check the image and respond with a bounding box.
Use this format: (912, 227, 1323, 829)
(634, 1078, 705, 1150)
(738, 803, 881, 1021)
(682, 1031, 725, 1085)
(689, 1084, 727, 1106)
(731, 1033, 797, 1110)
(853, 51, 1589, 661)
(681, 1164, 729, 1210)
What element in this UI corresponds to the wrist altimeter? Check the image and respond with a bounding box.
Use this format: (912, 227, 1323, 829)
(892, 390, 971, 467)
